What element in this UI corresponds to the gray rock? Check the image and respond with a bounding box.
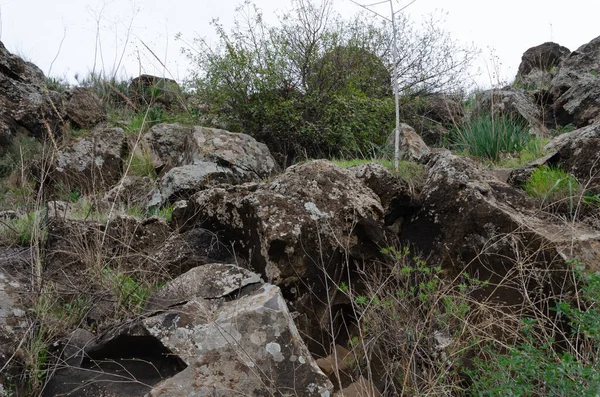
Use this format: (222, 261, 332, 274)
(474, 87, 547, 135)
(148, 162, 237, 208)
(144, 123, 277, 180)
(145, 283, 333, 397)
(53, 127, 125, 193)
(515, 42, 570, 90)
(0, 41, 65, 142)
(128, 74, 182, 110)
(145, 263, 262, 310)
(550, 35, 600, 127)
(403, 151, 600, 304)
(65, 87, 106, 129)
(386, 123, 431, 162)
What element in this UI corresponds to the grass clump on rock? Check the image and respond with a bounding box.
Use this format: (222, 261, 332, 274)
(524, 165, 580, 202)
(449, 113, 531, 161)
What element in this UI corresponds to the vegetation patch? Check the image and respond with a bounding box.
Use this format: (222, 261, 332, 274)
(524, 165, 580, 202)
(448, 113, 531, 161)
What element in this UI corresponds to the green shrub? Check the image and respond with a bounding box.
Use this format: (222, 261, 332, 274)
(449, 113, 530, 161)
(468, 259, 600, 396)
(524, 166, 580, 203)
(343, 246, 485, 394)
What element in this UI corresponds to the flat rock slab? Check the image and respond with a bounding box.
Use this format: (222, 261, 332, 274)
(145, 263, 262, 310)
(145, 283, 333, 397)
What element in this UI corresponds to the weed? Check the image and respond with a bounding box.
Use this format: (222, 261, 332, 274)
(0, 211, 44, 247)
(524, 165, 580, 204)
(551, 123, 577, 136)
(493, 136, 550, 168)
(448, 113, 531, 161)
(100, 268, 154, 313)
(343, 246, 485, 394)
(148, 204, 174, 222)
(468, 259, 600, 396)
(126, 149, 157, 179)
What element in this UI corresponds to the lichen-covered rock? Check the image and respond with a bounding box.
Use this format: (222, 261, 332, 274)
(348, 162, 419, 230)
(148, 162, 237, 208)
(53, 127, 126, 193)
(144, 124, 277, 180)
(128, 74, 182, 110)
(509, 123, 600, 195)
(145, 283, 333, 397)
(65, 87, 106, 129)
(515, 42, 570, 90)
(145, 263, 262, 310)
(0, 41, 64, 143)
(151, 228, 241, 278)
(144, 124, 277, 206)
(386, 123, 431, 162)
(550, 35, 600, 127)
(474, 87, 547, 135)
(189, 160, 384, 287)
(402, 151, 600, 303)
(543, 122, 600, 193)
(43, 266, 331, 397)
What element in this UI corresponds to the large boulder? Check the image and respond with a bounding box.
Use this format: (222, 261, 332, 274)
(65, 87, 106, 129)
(510, 123, 600, 195)
(401, 151, 600, 303)
(148, 162, 237, 207)
(53, 127, 126, 193)
(550, 35, 600, 127)
(473, 87, 547, 135)
(515, 42, 570, 89)
(128, 74, 182, 110)
(0, 41, 64, 144)
(145, 124, 277, 207)
(186, 160, 384, 287)
(180, 160, 385, 353)
(43, 265, 333, 397)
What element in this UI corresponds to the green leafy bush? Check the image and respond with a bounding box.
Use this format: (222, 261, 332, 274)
(449, 113, 530, 161)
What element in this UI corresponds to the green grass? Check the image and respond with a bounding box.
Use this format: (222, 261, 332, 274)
(0, 211, 44, 247)
(524, 166, 580, 202)
(126, 149, 157, 179)
(448, 113, 531, 161)
(493, 137, 550, 168)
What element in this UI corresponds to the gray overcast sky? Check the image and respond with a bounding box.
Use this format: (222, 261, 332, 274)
(1, 0, 598, 88)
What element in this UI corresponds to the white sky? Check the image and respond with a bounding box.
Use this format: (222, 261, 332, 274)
(1, 0, 598, 89)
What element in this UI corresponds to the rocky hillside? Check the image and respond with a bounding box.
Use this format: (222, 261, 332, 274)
(0, 35, 600, 396)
